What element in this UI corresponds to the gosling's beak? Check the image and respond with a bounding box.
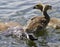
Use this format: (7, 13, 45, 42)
(33, 6, 37, 9)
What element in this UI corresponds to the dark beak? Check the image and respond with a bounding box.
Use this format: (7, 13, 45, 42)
(33, 6, 37, 9)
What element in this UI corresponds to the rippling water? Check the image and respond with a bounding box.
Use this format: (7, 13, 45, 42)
(0, 0, 60, 47)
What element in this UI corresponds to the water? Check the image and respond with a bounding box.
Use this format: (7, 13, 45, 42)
(0, 0, 60, 47)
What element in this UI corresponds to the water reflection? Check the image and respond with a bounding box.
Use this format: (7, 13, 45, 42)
(26, 28, 60, 47)
(25, 29, 49, 47)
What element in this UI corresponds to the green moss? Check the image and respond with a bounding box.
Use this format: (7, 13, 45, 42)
(27, 40, 37, 47)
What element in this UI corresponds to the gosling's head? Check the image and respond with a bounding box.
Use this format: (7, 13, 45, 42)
(33, 3, 43, 11)
(44, 5, 52, 11)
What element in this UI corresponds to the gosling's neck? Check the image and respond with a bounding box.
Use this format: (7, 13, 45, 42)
(43, 9, 50, 22)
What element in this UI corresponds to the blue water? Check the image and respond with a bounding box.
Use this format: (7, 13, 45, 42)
(0, 0, 60, 47)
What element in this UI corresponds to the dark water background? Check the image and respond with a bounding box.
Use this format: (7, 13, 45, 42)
(0, 0, 60, 47)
